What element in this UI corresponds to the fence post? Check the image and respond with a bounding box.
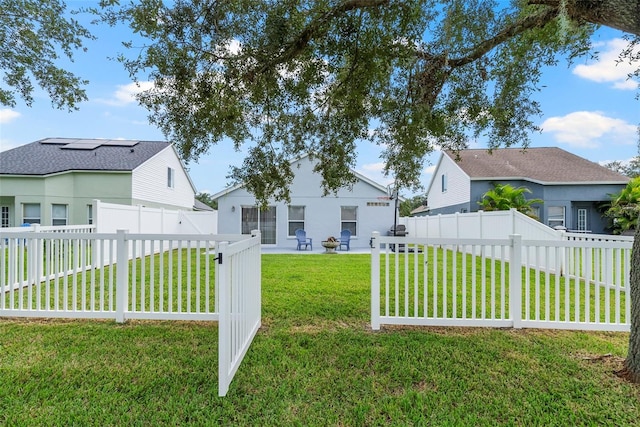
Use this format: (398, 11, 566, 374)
(251, 229, 262, 321)
(371, 231, 381, 330)
(30, 224, 41, 286)
(510, 234, 522, 328)
(217, 240, 230, 396)
(115, 229, 129, 323)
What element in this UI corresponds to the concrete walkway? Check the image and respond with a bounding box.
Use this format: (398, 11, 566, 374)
(261, 246, 371, 255)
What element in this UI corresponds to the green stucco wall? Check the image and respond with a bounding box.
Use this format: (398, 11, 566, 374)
(0, 172, 132, 226)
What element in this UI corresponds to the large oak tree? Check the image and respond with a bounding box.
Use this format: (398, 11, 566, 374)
(101, 0, 639, 204)
(101, 0, 640, 379)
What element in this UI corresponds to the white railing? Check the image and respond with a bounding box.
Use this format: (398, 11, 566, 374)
(370, 232, 632, 332)
(1, 223, 96, 234)
(563, 231, 633, 244)
(0, 229, 261, 396)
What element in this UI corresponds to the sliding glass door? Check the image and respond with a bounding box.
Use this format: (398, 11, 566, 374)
(241, 206, 276, 244)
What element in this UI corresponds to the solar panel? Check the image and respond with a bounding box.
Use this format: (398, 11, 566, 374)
(61, 142, 102, 150)
(41, 138, 140, 150)
(41, 138, 75, 144)
(100, 139, 139, 147)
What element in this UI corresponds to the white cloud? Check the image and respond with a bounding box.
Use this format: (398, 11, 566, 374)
(424, 165, 436, 175)
(540, 111, 636, 148)
(357, 162, 395, 188)
(573, 38, 640, 90)
(0, 109, 21, 124)
(360, 162, 385, 173)
(97, 81, 154, 106)
(227, 39, 241, 55)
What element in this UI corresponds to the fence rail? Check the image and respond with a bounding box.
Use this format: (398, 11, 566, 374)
(370, 232, 632, 332)
(0, 228, 261, 396)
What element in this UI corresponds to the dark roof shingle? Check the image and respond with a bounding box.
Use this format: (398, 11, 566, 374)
(0, 138, 170, 175)
(447, 147, 629, 184)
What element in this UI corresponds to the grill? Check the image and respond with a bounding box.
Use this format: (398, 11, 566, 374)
(387, 224, 407, 236)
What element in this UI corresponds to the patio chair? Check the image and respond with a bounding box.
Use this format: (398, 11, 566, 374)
(295, 229, 312, 251)
(339, 229, 351, 251)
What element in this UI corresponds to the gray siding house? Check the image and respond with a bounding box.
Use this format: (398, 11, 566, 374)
(426, 147, 629, 234)
(0, 138, 197, 227)
(212, 155, 397, 249)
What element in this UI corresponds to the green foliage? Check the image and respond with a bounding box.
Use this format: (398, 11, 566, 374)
(0, 0, 94, 110)
(96, 0, 607, 205)
(603, 176, 640, 234)
(478, 183, 543, 218)
(195, 191, 218, 209)
(604, 156, 640, 178)
(399, 194, 427, 217)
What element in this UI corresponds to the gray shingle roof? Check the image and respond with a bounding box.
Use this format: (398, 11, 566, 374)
(447, 147, 629, 184)
(0, 138, 170, 175)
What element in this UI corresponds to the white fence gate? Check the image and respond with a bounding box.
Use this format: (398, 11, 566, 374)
(0, 228, 261, 396)
(371, 232, 632, 332)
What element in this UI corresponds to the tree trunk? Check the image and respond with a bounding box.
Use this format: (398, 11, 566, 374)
(529, 0, 640, 36)
(618, 226, 640, 382)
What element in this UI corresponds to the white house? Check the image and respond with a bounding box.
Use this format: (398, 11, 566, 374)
(212, 155, 397, 249)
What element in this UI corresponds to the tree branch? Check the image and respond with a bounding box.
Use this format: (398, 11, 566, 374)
(409, 7, 558, 110)
(528, 0, 640, 36)
(247, 0, 389, 79)
(448, 7, 559, 68)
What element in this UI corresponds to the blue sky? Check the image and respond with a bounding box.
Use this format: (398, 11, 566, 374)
(0, 6, 638, 199)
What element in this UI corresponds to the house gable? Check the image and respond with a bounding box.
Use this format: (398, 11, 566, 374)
(213, 155, 396, 248)
(132, 145, 196, 210)
(426, 152, 471, 213)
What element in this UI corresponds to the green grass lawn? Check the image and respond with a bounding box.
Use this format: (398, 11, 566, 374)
(1, 254, 639, 425)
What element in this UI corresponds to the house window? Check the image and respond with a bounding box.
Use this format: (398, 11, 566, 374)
(341, 206, 357, 237)
(87, 204, 93, 225)
(577, 208, 588, 231)
(288, 206, 305, 236)
(52, 204, 68, 226)
(441, 174, 447, 192)
(23, 203, 41, 224)
(1, 206, 9, 227)
(167, 167, 175, 188)
(242, 206, 276, 244)
(548, 206, 565, 229)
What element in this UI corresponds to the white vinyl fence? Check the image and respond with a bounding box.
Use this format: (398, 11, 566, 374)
(1, 224, 95, 234)
(94, 200, 217, 234)
(0, 229, 261, 396)
(401, 209, 557, 240)
(401, 209, 634, 244)
(371, 232, 632, 332)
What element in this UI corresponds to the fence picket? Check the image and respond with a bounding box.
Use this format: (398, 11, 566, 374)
(371, 232, 631, 332)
